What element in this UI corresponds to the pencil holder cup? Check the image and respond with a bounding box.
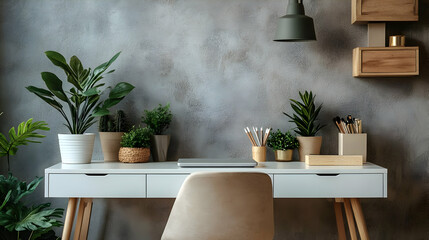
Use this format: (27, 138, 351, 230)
(338, 133, 367, 162)
(252, 146, 267, 162)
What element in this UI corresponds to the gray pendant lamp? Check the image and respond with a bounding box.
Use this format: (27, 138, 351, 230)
(274, 0, 316, 42)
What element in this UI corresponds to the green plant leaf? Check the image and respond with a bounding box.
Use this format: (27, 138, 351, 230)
(40, 72, 68, 102)
(0, 119, 49, 169)
(93, 52, 121, 79)
(69, 56, 83, 75)
(25, 86, 54, 97)
(109, 82, 135, 99)
(92, 108, 109, 117)
(45, 51, 76, 78)
(101, 98, 122, 109)
(82, 87, 100, 97)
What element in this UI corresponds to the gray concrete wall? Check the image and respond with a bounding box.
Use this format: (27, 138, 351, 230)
(0, 0, 428, 239)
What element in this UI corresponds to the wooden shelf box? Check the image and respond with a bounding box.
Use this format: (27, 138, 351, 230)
(352, 0, 418, 24)
(353, 47, 419, 77)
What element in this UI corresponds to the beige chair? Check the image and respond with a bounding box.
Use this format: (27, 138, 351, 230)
(161, 172, 274, 240)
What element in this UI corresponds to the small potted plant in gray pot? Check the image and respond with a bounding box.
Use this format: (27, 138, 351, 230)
(267, 130, 299, 161)
(284, 91, 325, 161)
(99, 110, 129, 162)
(142, 104, 173, 162)
(27, 51, 135, 164)
(119, 127, 153, 163)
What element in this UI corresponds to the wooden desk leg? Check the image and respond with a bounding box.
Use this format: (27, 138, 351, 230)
(334, 200, 347, 240)
(62, 198, 78, 240)
(350, 198, 370, 240)
(344, 199, 358, 240)
(73, 198, 93, 240)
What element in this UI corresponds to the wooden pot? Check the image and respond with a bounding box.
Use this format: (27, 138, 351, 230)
(274, 149, 293, 161)
(252, 146, 267, 162)
(119, 147, 150, 163)
(99, 132, 124, 162)
(297, 136, 322, 162)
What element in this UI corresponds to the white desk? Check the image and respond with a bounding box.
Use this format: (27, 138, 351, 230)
(45, 161, 387, 240)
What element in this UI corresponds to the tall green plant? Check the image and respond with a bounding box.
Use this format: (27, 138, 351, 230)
(0, 119, 49, 172)
(283, 91, 324, 136)
(26, 51, 135, 134)
(142, 104, 172, 135)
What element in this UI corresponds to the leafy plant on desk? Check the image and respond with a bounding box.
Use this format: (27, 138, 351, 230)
(0, 118, 63, 240)
(267, 130, 299, 151)
(142, 104, 173, 135)
(26, 51, 135, 134)
(283, 91, 325, 136)
(121, 127, 153, 148)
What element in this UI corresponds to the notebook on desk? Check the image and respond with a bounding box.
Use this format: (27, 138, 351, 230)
(178, 158, 257, 167)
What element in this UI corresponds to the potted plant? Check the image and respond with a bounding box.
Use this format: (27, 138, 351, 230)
(142, 104, 173, 162)
(26, 51, 134, 164)
(99, 110, 129, 162)
(119, 127, 153, 163)
(284, 91, 325, 161)
(267, 130, 299, 161)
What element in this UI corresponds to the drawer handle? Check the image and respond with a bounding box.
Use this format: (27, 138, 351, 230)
(316, 174, 339, 177)
(85, 174, 108, 177)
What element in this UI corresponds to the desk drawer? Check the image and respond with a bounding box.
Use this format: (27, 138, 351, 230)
(147, 174, 274, 198)
(274, 173, 384, 198)
(147, 174, 189, 198)
(48, 174, 146, 198)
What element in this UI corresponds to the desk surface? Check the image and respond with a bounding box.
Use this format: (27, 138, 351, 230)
(46, 161, 387, 174)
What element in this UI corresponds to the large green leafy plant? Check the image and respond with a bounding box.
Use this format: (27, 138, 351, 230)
(0, 118, 63, 239)
(141, 104, 173, 135)
(267, 130, 299, 151)
(121, 127, 153, 148)
(0, 175, 63, 240)
(283, 91, 324, 136)
(27, 51, 134, 134)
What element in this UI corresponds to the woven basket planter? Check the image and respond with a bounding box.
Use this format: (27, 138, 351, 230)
(119, 147, 150, 163)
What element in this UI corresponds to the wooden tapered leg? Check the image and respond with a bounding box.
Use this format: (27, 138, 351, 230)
(73, 198, 93, 240)
(334, 200, 347, 240)
(344, 199, 358, 240)
(62, 198, 78, 240)
(350, 198, 370, 240)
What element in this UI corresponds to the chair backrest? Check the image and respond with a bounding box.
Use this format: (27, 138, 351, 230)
(161, 172, 274, 240)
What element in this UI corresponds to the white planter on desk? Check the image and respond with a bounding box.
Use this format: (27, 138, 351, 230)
(58, 133, 95, 164)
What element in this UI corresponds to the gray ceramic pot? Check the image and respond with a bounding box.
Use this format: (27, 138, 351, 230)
(152, 135, 171, 162)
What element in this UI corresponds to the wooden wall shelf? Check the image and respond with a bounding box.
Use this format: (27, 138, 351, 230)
(353, 47, 419, 77)
(352, 0, 418, 24)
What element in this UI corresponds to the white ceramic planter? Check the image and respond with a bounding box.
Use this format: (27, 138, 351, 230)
(58, 133, 95, 164)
